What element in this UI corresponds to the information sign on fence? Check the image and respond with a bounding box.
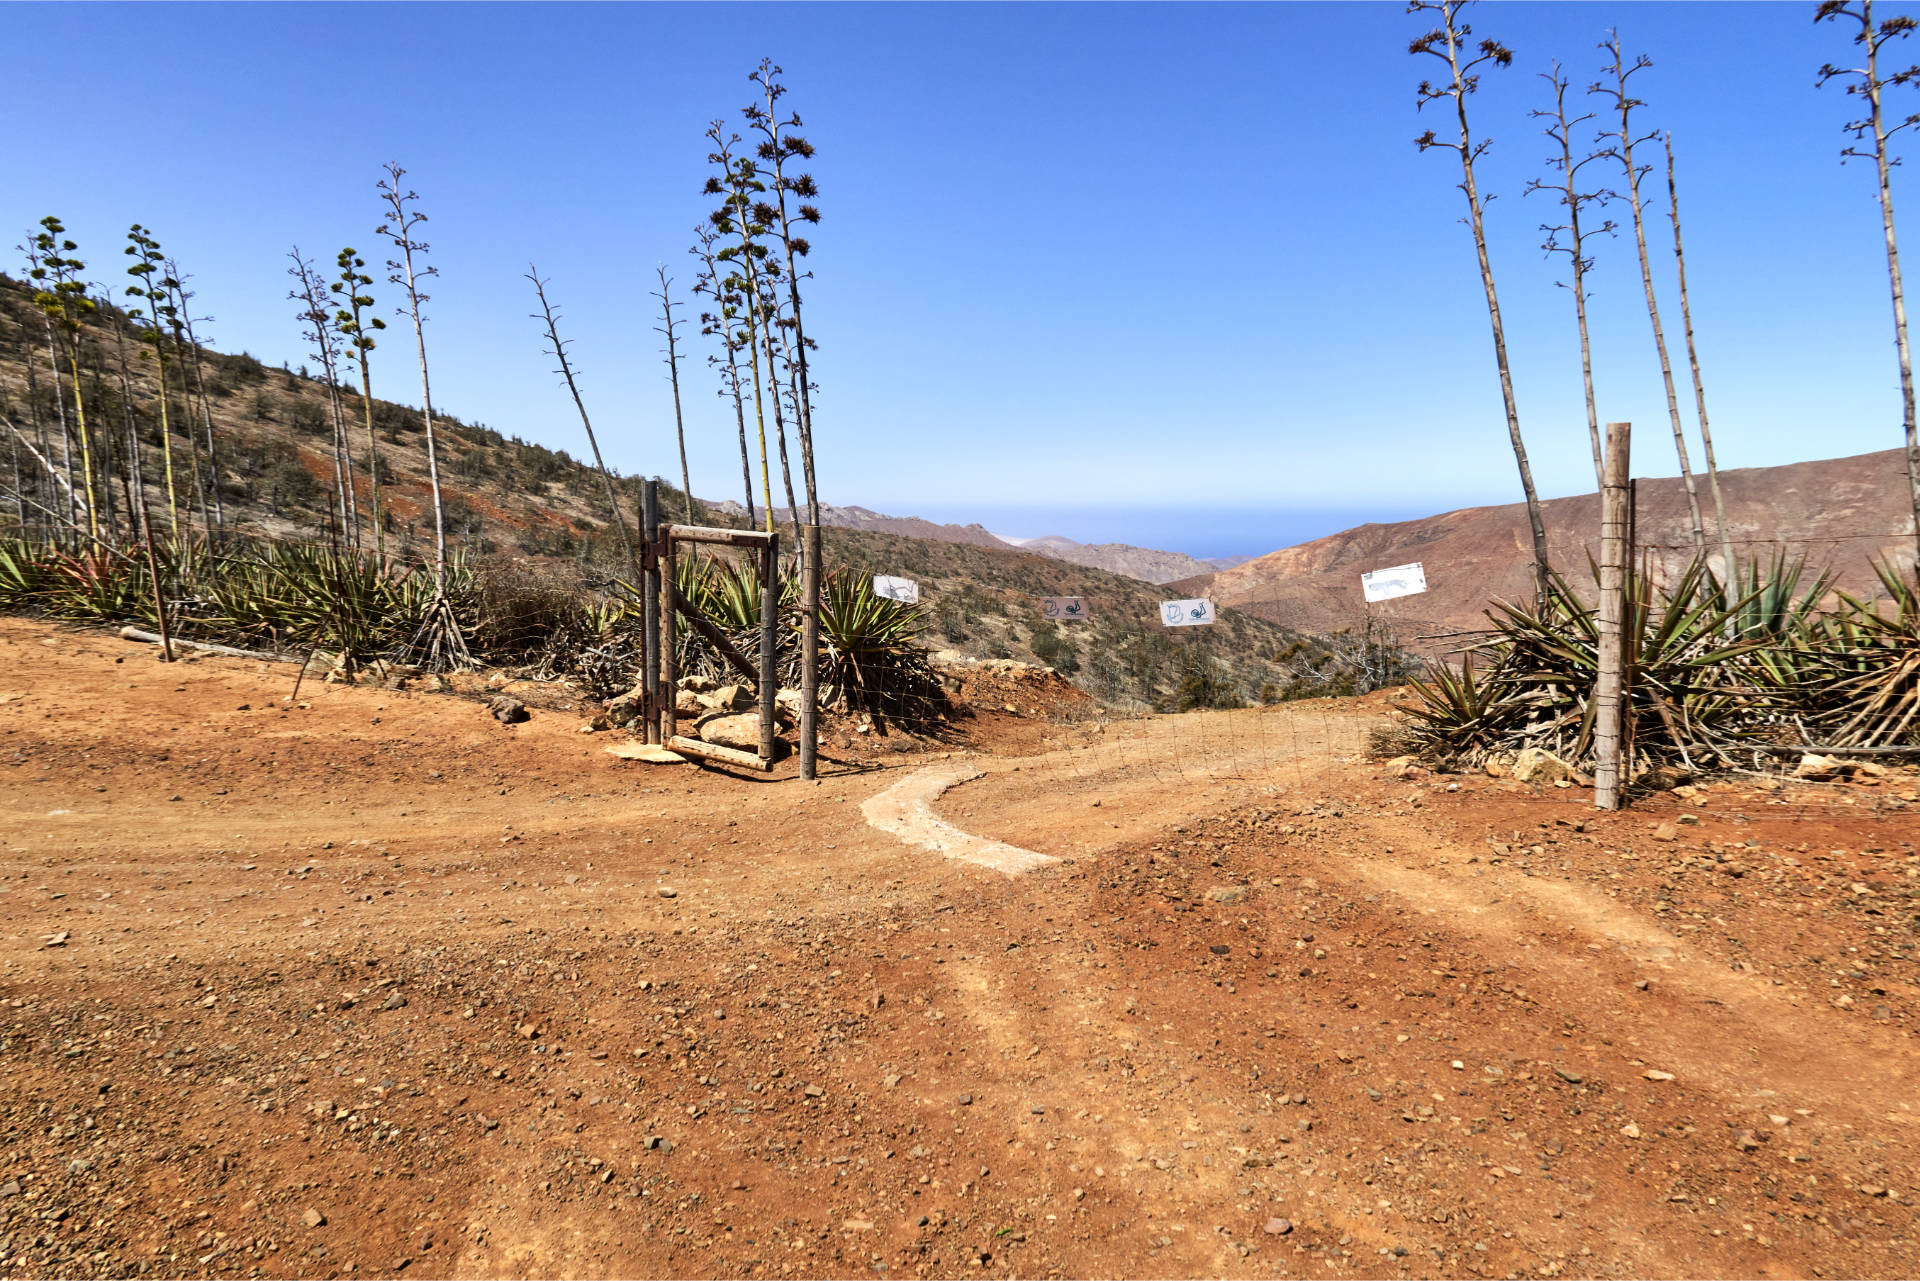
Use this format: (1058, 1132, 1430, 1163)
(873, 575, 920, 604)
(1159, 598, 1216, 627)
(1361, 562, 1427, 603)
(1040, 596, 1089, 621)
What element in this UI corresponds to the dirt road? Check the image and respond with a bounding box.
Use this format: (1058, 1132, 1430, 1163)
(2, 616, 1918, 1279)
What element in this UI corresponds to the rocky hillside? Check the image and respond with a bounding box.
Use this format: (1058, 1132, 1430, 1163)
(0, 276, 1346, 710)
(1171, 450, 1920, 646)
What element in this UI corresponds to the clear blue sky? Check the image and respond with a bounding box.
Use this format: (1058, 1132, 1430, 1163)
(1, 2, 1907, 556)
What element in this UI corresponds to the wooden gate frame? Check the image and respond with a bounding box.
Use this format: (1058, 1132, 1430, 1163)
(639, 480, 780, 772)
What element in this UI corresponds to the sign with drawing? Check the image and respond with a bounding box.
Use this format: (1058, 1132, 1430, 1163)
(872, 575, 920, 604)
(1361, 562, 1428, 603)
(1040, 596, 1089, 621)
(1159, 597, 1216, 627)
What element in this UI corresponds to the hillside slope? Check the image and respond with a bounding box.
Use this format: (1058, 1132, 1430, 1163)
(1173, 450, 1919, 643)
(0, 277, 1323, 709)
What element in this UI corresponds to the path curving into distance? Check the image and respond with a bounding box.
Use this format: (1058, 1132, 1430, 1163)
(859, 764, 1061, 876)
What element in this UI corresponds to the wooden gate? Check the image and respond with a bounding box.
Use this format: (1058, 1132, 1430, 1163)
(638, 479, 781, 772)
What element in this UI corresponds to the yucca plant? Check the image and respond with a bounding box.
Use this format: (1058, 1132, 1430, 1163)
(0, 538, 56, 608)
(1801, 560, 1920, 747)
(815, 570, 944, 725)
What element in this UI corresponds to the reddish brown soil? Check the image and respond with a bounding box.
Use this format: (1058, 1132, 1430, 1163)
(2, 618, 1918, 1280)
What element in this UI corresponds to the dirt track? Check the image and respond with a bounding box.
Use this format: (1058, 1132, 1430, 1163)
(3, 616, 1920, 1279)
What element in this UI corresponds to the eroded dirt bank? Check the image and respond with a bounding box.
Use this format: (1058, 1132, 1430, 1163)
(2, 617, 1918, 1279)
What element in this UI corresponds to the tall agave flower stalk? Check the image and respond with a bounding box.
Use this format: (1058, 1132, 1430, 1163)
(124, 224, 182, 540)
(333, 249, 388, 556)
(746, 59, 823, 528)
(376, 162, 467, 669)
(1817, 0, 1920, 582)
(28, 218, 100, 540)
(1411, 0, 1552, 607)
(164, 261, 226, 535)
(692, 222, 757, 525)
(704, 124, 778, 531)
(1593, 33, 1709, 557)
(288, 248, 359, 548)
(526, 266, 638, 568)
(653, 265, 695, 523)
(1526, 67, 1614, 491)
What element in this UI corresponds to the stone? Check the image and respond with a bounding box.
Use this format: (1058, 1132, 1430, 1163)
(1735, 1130, 1762, 1152)
(1483, 756, 1510, 779)
(1795, 753, 1847, 781)
(1511, 747, 1574, 785)
(676, 674, 716, 693)
(1642, 764, 1693, 791)
(1619, 1122, 1642, 1139)
(605, 686, 645, 725)
(1652, 823, 1679, 842)
(1263, 1218, 1293, 1236)
(657, 887, 677, 899)
(698, 684, 753, 712)
(1553, 1067, 1583, 1084)
(383, 990, 408, 1011)
(303, 1208, 327, 1229)
(775, 688, 807, 718)
(1205, 885, 1248, 904)
(488, 696, 528, 724)
(1643, 1069, 1675, 1082)
(675, 689, 703, 715)
(696, 712, 776, 753)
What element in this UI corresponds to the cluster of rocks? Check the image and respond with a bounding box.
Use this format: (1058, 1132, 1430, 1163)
(598, 673, 802, 751)
(1792, 754, 1915, 786)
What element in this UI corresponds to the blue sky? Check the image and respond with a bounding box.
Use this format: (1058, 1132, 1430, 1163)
(1, 2, 1909, 557)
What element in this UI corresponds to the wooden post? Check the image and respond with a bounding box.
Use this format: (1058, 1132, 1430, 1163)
(641, 479, 661, 744)
(800, 523, 821, 780)
(759, 533, 779, 763)
(658, 531, 677, 748)
(1593, 420, 1632, 810)
(139, 502, 173, 663)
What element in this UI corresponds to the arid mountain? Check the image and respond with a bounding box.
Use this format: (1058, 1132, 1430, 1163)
(998, 533, 1218, 584)
(1169, 449, 1919, 646)
(713, 497, 1225, 584)
(709, 501, 1009, 550)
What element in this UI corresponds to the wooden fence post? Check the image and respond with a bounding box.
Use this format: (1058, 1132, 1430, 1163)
(1594, 420, 1632, 810)
(800, 524, 821, 780)
(658, 529, 677, 748)
(759, 532, 778, 764)
(641, 479, 661, 745)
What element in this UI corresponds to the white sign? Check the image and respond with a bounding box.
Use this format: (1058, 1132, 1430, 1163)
(1040, 596, 1089, 621)
(1160, 597, 1216, 627)
(1361, 562, 1428, 603)
(872, 575, 920, 605)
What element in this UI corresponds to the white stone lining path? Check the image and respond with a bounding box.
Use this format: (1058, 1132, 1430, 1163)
(860, 764, 1060, 876)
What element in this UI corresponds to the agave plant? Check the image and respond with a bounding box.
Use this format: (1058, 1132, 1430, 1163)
(0, 539, 55, 608)
(814, 569, 944, 725)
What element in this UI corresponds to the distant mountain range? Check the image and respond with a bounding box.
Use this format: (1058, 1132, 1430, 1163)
(706, 500, 1252, 584)
(1165, 448, 1919, 647)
